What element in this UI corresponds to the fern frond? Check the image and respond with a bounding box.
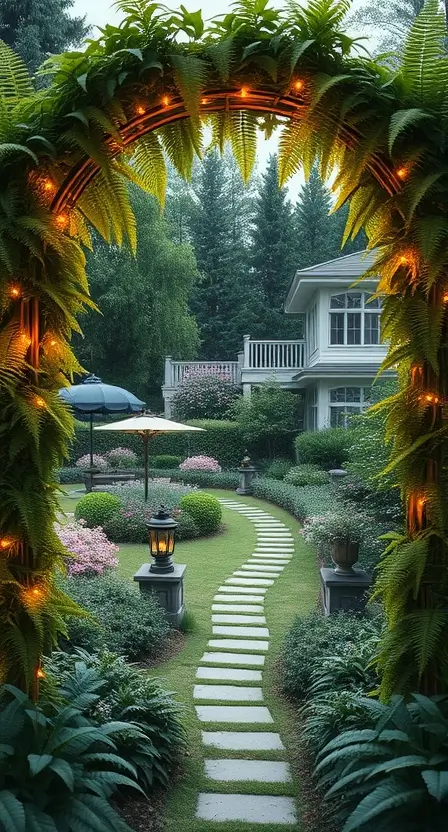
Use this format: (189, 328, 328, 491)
(158, 120, 200, 179)
(0, 40, 34, 106)
(130, 133, 167, 206)
(170, 54, 208, 120)
(229, 110, 258, 183)
(388, 108, 433, 154)
(401, 0, 448, 106)
(206, 38, 235, 82)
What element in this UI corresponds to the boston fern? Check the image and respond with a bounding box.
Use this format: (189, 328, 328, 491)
(0, 683, 143, 831)
(316, 693, 448, 832)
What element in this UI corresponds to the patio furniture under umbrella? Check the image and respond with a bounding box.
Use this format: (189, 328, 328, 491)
(94, 413, 204, 501)
(59, 375, 145, 467)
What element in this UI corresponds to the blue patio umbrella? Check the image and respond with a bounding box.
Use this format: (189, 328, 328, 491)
(59, 375, 145, 466)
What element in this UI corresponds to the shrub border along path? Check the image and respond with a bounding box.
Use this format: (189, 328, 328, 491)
(157, 491, 320, 832)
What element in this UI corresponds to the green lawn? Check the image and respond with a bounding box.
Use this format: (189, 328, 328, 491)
(58, 485, 320, 831)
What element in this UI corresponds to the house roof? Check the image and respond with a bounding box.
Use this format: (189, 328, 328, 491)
(285, 249, 379, 312)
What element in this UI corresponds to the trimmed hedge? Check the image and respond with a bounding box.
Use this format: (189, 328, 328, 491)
(179, 492, 222, 535)
(75, 492, 121, 528)
(295, 428, 352, 470)
(251, 477, 338, 521)
(150, 468, 239, 490)
(69, 419, 246, 468)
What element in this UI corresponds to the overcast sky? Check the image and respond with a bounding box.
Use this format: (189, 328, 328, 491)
(72, 0, 369, 197)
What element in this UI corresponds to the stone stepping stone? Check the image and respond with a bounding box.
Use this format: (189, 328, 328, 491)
(201, 652, 265, 667)
(241, 564, 284, 573)
(208, 638, 269, 652)
(212, 625, 270, 638)
(204, 759, 292, 783)
(255, 548, 294, 554)
(194, 684, 263, 702)
(233, 570, 279, 579)
(196, 793, 297, 824)
(195, 705, 273, 723)
(212, 614, 267, 624)
(196, 667, 263, 683)
(250, 559, 290, 566)
(214, 594, 266, 604)
(226, 578, 274, 586)
(218, 585, 267, 595)
(202, 731, 285, 751)
(252, 553, 292, 559)
(212, 604, 265, 613)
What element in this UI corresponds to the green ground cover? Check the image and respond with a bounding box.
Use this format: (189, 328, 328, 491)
(59, 485, 320, 831)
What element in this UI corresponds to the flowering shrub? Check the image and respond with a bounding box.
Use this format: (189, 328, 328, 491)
(75, 453, 109, 471)
(105, 446, 138, 469)
(102, 480, 196, 543)
(56, 520, 119, 576)
(172, 370, 241, 420)
(180, 455, 221, 473)
(301, 512, 366, 550)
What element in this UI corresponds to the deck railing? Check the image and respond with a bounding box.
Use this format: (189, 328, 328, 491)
(164, 359, 241, 388)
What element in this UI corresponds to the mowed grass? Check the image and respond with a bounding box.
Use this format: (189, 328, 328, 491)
(58, 485, 320, 832)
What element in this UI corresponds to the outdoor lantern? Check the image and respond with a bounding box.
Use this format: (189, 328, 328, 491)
(147, 507, 178, 574)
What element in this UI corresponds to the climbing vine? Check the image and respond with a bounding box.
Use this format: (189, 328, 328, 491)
(1, 0, 448, 698)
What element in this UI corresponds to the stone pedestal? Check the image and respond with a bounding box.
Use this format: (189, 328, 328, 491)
(236, 466, 257, 495)
(320, 567, 371, 616)
(134, 563, 187, 626)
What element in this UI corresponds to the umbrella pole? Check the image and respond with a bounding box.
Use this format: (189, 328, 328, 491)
(144, 435, 149, 502)
(90, 414, 94, 468)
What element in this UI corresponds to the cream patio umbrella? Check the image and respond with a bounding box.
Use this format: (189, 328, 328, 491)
(94, 412, 204, 501)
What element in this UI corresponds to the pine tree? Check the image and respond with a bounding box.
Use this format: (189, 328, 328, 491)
(350, 0, 432, 53)
(187, 149, 251, 359)
(293, 167, 366, 269)
(249, 154, 300, 338)
(0, 0, 89, 74)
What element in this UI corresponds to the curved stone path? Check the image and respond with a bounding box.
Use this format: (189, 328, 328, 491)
(195, 499, 298, 827)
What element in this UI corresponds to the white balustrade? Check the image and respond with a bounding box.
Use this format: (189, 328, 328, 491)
(166, 361, 240, 388)
(247, 339, 305, 370)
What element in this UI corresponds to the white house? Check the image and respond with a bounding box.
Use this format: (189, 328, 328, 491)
(162, 249, 395, 428)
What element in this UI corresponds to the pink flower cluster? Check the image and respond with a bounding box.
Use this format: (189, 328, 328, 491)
(183, 366, 233, 383)
(179, 455, 222, 473)
(105, 446, 137, 469)
(75, 454, 109, 471)
(56, 520, 119, 576)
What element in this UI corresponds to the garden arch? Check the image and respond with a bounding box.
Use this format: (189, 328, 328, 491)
(1, 0, 448, 698)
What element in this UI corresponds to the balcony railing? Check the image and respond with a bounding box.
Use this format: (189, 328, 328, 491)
(245, 337, 305, 371)
(164, 337, 306, 390)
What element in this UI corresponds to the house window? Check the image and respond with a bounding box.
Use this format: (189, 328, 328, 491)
(329, 387, 371, 428)
(329, 292, 381, 346)
(308, 303, 317, 354)
(308, 386, 318, 430)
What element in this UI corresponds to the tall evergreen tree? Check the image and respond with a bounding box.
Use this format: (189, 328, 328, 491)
(293, 167, 366, 269)
(187, 149, 252, 359)
(75, 188, 199, 400)
(0, 0, 89, 74)
(249, 154, 301, 338)
(350, 0, 433, 53)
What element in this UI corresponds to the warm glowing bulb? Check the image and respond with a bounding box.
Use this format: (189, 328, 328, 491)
(443, 293, 448, 303)
(0, 538, 12, 549)
(136, 105, 145, 115)
(20, 332, 31, 347)
(35, 397, 46, 408)
(162, 95, 170, 106)
(56, 213, 68, 228)
(400, 256, 408, 265)
(50, 339, 57, 347)
(201, 97, 209, 105)
(294, 79, 304, 91)
(36, 668, 45, 679)
(240, 87, 248, 98)
(32, 588, 41, 598)
(9, 285, 20, 298)
(43, 179, 55, 192)
(396, 167, 408, 180)
(417, 497, 426, 509)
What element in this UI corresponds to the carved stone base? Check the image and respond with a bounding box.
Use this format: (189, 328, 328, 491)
(134, 563, 187, 626)
(320, 567, 371, 616)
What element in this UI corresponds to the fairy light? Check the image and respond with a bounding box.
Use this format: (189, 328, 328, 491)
(421, 393, 440, 405)
(36, 668, 45, 680)
(162, 95, 170, 107)
(240, 87, 249, 98)
(43, 178, 55, 193)
(22, 584, 46, 608)
(293, 79, 304, 91)
(20, 332, 31, 348)
(0, 538, 13, 550)
(9, 285, 21, 298)
(136, 105, 145, 115)
(417, 497, 426, 511)
(443, 293, 448, 303)
(35, 397, 46, 408)
(399, 255, 409, 265)
(49, 338, 57, 347)
(396, 166, 409, 180)
(56, 213, 69, 229)
(201, 97, 210, 105)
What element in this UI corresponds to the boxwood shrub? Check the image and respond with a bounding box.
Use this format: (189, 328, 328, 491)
(295, 428, 353, 470)
(150, 468, 239, 490)
(152, 454, 183, 468)
(251, 477, 307, 520)
(75, 492, 121, 528)
(60, 574, 170, 659)
(179, 492, 222, 535)
(284, 464, 330, 486)
(56, 467, 83, 484)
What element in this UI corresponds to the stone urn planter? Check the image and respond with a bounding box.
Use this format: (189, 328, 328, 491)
(331, 540, 360, 575)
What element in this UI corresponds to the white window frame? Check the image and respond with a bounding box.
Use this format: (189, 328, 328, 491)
(308, 302, 318, 356)
(329, 292, 381, 347)
(328, 386, 371, 428)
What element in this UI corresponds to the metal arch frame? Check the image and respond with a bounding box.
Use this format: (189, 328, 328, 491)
(51, 87, 401, 214)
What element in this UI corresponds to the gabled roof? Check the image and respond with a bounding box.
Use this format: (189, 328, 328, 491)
(285, 249, 378, 312)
